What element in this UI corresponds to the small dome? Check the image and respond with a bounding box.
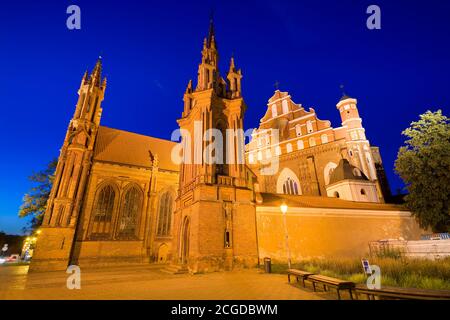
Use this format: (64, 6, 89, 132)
(339, 94, 353, 102)
(329, 159, 368, 185)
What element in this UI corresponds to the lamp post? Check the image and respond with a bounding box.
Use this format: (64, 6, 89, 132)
(280, 203, 292, 269)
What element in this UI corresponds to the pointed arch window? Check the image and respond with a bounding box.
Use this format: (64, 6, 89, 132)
(90, 184, 116, 240)
(117, 186, 142, 239)
(157, 192, 173, 237)
(277, 168, 302, 196)
(283, 177, 299, 195)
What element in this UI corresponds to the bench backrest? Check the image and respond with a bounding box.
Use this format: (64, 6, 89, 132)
(309, 275, 354, 286)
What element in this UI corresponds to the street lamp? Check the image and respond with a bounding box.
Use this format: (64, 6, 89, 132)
(280, 203, 292, 269)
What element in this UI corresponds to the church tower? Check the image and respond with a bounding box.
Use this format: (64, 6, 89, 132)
(173, 19, 258, 273)
(30, 59, 107, 272)
(336, 94, 384, 202)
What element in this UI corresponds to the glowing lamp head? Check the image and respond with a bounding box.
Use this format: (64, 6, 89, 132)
(280, 204, 288, 214)
(36, 230, 42, 235)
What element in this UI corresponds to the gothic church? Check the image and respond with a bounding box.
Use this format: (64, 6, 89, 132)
(30, 20, 422, 273)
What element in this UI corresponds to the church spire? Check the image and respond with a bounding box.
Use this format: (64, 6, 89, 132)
(89, 56, 103, 87)
(197, 17, 219, 91)
(207, 12, 216, 48)
(73, 58, 107, 120)
(229, 56, 236, 73)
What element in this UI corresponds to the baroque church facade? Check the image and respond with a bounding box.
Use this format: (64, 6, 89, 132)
(246, 90, 391, 204)
(31, 21, 420, 273)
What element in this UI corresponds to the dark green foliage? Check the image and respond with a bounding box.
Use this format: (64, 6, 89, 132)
(395, 110, 450, 232)
(18, 159, 57, 232)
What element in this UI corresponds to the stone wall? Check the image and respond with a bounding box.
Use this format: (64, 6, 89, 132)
(71, 161, 179, 267)
(28, 227, 76, 272)
(72, 240, 146, 268)
(252, 140, 347, 197)
(255, 206, 424, 263)
(174, 184, 259, 274)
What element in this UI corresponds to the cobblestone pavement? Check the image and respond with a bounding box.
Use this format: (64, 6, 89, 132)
(0, 265, 338, 300)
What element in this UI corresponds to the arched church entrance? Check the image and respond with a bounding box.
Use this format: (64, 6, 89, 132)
(157, 243, 169, 263)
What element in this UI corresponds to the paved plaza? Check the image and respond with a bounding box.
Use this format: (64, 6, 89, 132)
(0, 264, 338, 300)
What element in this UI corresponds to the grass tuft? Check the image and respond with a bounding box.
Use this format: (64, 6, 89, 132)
(270, 257, 450, 290)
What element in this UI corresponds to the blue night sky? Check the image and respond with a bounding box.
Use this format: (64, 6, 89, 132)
(1, 0, 449, 234)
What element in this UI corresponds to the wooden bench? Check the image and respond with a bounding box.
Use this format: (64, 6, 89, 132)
(306, 275, 355, 300)
(354, 284, 450, 300)
(287, 269, 314, 287)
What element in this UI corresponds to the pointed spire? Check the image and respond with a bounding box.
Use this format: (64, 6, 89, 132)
(185, 79, 193, 93)
(229, 56, 236, 72)
(89, 56, 103, 87)
(81, 70, 89, 85)
(207, 13, 216, 49)
(197, 15, 220, 92)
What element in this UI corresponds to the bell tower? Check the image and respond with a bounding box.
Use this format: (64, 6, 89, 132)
(173, 19, 258, 273)
(337, 93, 384, 202)
(30, 59, 107, 272)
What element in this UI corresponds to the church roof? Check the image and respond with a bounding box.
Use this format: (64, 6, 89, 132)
(93, 126, 179, 172)
(328, 159, 369, 185)
(259, 193, 407, 211)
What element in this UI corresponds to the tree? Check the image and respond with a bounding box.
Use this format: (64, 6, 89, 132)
(395, 110, 450, 232)
(19, 159, 57, 232)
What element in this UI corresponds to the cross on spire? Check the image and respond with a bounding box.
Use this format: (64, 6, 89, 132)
(339, 84, 352, 101)
(210, 8, 214, 22)
(274, 81, 280, 90)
